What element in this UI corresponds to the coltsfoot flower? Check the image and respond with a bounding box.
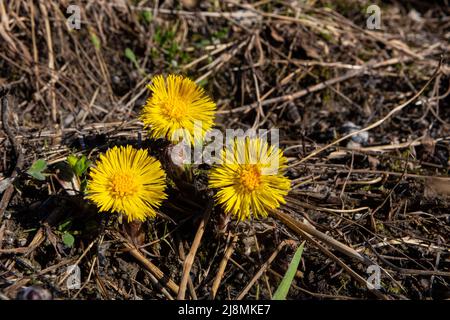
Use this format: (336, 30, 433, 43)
(86, 145, 167, 221)
(141, 74, 216, 144)
(209, 137, 291, 221)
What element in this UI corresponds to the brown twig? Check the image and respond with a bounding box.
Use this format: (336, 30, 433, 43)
(271, 210, 370, 264)
(177, 238, 198, 300)
(112, 231, 180, 295)
(285, 221, 390, 300)
(236, 240, 294, 300)
(0, 91, 24, 223)
(0, 207, 63, 255)
(177, 199, 214, 300)
(210, 234, 238, 299)
(290, 58, 442, 166)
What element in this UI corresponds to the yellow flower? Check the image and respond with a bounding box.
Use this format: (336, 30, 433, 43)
(85, 145, 167, 221)
(141, 74, 216, 144)
(209, 137, 291, 221)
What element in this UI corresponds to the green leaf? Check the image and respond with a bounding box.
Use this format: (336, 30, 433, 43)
(29, 159, 47, 172)
(80, 178, 88, 193)
(142, 10, 153, 23)
(74, 156, 90, 176)
(125, 48, 138, 65)
(62, 232, 75, 248)
(125, 48, 147, 76)
(58, 218, 72, 232)
(27, 159, 48, 181)
(272, 241, 305, 300)
(90, 33, 101, 49)
(67, 154, 78, 168)
(67, 154, 91, 177)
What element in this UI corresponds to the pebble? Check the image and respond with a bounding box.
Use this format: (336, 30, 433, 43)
(342, 121, 369, 146)
(17, 286, 52, 300)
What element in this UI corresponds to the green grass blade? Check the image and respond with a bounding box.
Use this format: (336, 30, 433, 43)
(124, 48, 137, 65)
(272, 241, 305, 300)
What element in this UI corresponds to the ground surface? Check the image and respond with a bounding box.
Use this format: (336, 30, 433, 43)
(0, 0, 449, 300)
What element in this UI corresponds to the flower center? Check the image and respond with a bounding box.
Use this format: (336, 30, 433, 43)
(110, 173, 138, 197)
(239, 165, 261, 191)
(160, 98, 188, 121)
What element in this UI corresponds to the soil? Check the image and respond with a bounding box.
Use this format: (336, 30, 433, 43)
(0, 0, 449, 300)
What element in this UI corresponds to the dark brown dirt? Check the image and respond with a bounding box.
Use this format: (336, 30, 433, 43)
(0, 0, 449, 300)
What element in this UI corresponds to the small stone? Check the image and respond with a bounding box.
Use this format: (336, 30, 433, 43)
(342, 121, 369, 145)
(17, 286, 52, 300)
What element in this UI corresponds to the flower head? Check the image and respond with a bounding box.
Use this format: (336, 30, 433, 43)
(141, 74, 216, 144)
(86, 145, 167, 221)
(209, 137, 291, 221)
